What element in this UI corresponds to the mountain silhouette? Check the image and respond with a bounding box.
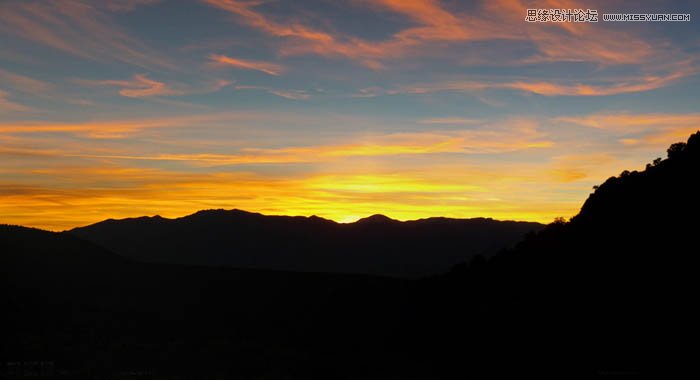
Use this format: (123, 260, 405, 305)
(354, 213, 398, 224)
(1, 224, 127, 269)
(3, 131, 699, 377)
(68, 211, 542, 277)
(430, 130, 700, 375)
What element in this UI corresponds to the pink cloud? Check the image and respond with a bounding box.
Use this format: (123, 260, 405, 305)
(209, 54, 285, 75)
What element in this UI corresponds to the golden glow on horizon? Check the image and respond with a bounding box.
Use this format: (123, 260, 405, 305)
(0, 160, 685, 234)
(0, 165, 587, 231)
(1, 1, 698, 232)
(1, 112, 697, 231)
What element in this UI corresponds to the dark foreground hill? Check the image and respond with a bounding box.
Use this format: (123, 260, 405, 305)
(69, 212, 542, 277)
(433, 131, 700, 375)
(2, 225, 404, 379)
(3, 131, 700, 378)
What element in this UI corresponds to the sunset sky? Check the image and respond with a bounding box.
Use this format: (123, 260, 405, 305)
(1, 0, 699, 230)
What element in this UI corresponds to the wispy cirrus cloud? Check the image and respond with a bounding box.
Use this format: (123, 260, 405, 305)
(204, 0, 471, 69)
(201, 0, 407, 69)
(1, 0, 698, 231)
(0, 114, 236, 138)
(0, 111, 568, 230)
(0, 117, 551, 165)
(0, 0, 174, 70)
(481, 0, 656, 65)
(234, 123, 551, 160)
(0, 67, 105, 108)
(200, 0, 696, 102)
(556, 113, 700, 131)
(417, 117, 483, 125)
(0, 68, 52, 95)
(556, 112, 700, 150)
(390, 60, 695, 97)
(233, 85, 310, 100)
(267, 89, 310, 100)
(365, 0, 475, 42)
(548, 153, 616, 183)
(76, 74, 232, 98)
(209, 54, 285, 75)
(202, 0, 678, 70)
(0, 111, 339, 139)
(201, 0, 335, 43)
(574, 111, 700, 128)
(78, 74, 183, 98)
(100, 0, 162, 13)
(0, 89, 33, 112)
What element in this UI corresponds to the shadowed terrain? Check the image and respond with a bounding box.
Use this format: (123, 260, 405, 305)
(2, 225, 404, 379)
(69, 213, 541, 277)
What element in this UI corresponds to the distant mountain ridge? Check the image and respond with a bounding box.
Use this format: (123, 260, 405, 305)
(69, 210, 543, 277)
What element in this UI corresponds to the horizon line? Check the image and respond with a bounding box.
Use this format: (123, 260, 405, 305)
(2, 207, 553, 233)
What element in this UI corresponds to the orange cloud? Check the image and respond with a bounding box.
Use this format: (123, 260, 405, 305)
(209, 54, 285, 75)
(548, 153, 616, 183)
(203, 0, 443, 69)
(556, 113, 700, 131)
(79, 74, 183, 97)
(201, 0, 334, 42)
(202, 0, 387, 69)
(392, 61, 694, 97)
(417, 117, 482, 125)
(555, 112, 700, 151)
(370, 0, 458, 26)
(365, 0, 470, 43)
(20, 123, 549, 165)
(77, 74, 232, 98)
(203, 0, 679, 73)
(0, 127, 550, 167)
(0, 111, 373, 140)
(0, 112, 553, 160)
(2, 109, 696, 232)
(508, 72, 689, 96)
(491, 0, 655, 65)
(0, 114, 241, 138)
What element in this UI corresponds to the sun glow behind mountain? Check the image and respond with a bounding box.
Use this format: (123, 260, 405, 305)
(1, 0, 698, 230)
